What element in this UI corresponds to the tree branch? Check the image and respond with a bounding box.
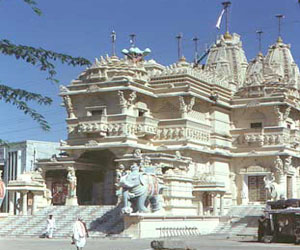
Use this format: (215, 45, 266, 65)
(0, 84, 52, 130)
(0, 39, 91, 82)
(23, 0, 42, 16)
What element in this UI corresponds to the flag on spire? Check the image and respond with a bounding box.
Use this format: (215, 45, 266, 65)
(216, 9, 225, 30)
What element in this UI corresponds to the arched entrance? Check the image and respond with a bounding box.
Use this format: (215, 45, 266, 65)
(76, 149, 117, 205)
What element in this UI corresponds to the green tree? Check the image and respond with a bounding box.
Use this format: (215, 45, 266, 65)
(0, 0, 91, 131)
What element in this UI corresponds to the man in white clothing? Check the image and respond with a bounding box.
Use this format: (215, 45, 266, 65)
(72, 217, 88, 250)
(46, 214, 56, 238)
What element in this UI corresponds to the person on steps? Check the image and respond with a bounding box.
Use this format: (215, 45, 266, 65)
(72, 217, 89, 250)
(46, 214, 56, 238)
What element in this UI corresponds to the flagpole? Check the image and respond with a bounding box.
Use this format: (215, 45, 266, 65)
(222, 1, 231, 39)
(176, 33, 183, 60)
(111, 31, 116, 56)
(256, 30, 263, 54)
(276, 14, 284, 42)
(192, 37, 199, 64)
(130, 33, 136, 47)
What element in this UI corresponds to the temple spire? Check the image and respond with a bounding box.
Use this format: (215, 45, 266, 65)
(276, 14, 284, 43)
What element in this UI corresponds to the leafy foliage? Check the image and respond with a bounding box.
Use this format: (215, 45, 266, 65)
(0, 39, 91, 83)
(0, 1, 91, 131)
(0, 85, 52, 131)
(23, 0, 42, 16)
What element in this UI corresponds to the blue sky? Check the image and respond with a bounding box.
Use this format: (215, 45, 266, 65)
(0, 0, 300, 143)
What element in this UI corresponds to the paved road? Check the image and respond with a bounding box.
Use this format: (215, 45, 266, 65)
(1, 236, 300, 250)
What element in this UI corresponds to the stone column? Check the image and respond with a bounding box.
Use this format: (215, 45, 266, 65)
(32, 193, 37, 215)
(195, 192, 204, 216)
(219, 194, 224, 216)
(198, 192, 204, 216)
(241, 175, 249, 205)
(22, 191, 28, 215)
(212, 193, 218, 216)
(9, 191, 15, 215)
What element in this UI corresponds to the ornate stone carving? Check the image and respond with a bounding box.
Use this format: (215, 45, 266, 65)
(59, 85, 68, 93)
(86, 84, 100, 92)
(117, 162, 162, 214)
(179, 96, 195, 115)
(67, 167, 77, 198)
(274, 156, 284, 175)
(133, 149, 142, 158)
(155, 127, 209, 142)
(274, 106, 291, 124)
(85, 140, 98, 147)
(62, 95, 76, 119)
(264, 173, 282, 200)
(118, 90, 137, 108)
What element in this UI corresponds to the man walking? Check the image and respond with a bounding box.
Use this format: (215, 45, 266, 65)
(72, 217, 89, 250)
(46, 214, 56, 238)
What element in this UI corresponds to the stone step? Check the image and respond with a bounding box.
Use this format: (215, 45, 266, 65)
(0, 205, 119, 238)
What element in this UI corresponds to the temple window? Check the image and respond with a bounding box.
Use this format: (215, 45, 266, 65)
(91, 110, 103, 116)
(86, 106, 107, 117)
(138, 109, 146, 117)
(250, 122, 262, 129)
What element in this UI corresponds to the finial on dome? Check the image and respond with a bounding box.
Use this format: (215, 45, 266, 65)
(121, 34, 151, 63)
(224, 31, 232, 40)
(275, 14, 285, 43)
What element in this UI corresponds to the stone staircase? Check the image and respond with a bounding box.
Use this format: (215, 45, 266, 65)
(212, 205, 265, 237)
(0, 205, 124, 238)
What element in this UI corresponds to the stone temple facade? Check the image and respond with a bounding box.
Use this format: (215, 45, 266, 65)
(31, 32, 300, 219)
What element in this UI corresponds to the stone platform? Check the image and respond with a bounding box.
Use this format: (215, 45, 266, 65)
(123, 214, 220, 239)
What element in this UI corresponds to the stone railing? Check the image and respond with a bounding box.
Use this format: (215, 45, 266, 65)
(75, 115, 158, 138)
(154, 120, 210, 144)
(232, 127, 290, 147)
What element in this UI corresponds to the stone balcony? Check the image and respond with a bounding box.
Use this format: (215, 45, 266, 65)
(231, 127, 291, 148)
(71, 114, 159, 139)
(154, 119, 210, 146)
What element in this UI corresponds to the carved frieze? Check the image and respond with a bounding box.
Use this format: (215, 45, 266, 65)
(155, 127, 209, 143)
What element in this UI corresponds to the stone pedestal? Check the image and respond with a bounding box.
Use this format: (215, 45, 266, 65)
(123, 214, 220, 239)
(163, 175, 196, 215)
(65, 196, 78, 205)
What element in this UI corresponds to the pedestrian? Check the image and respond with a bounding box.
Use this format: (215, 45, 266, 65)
(46, 214, 56, 238)
(72, 217, 89, 250)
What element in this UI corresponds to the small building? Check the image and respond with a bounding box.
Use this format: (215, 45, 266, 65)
(0, 140, 60, 213)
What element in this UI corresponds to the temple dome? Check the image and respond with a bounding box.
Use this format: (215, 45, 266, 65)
(204, 33, 248, 91)
(244, 39, 300, 88)
(263, 39, 300, 87)
(244, 52, 265, 86)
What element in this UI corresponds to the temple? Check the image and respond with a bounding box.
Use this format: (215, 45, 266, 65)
(3, 28, 300, 237)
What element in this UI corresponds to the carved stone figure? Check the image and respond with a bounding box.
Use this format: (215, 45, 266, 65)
(264, 173, 282, 201)
(118, 90, 137, 108)
(118, 163, 162, 214)
(67, 167, 77, 198)
(62, 95, 76, 119)
(179, 96, 195, 115)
